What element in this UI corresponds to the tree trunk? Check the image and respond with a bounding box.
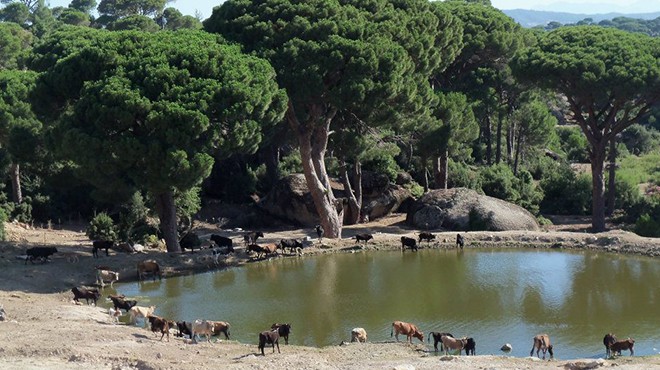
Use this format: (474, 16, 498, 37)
(341, 161, 362, 225)
(606, 137, 617, 216)
(436, 150, 448, 189)
(422, 163, 429, 193)
(495, 112, 503, 164)
(263, 145, 280, 187)
(507, 118, 515, 163)
(10, 163, 22, 204)
(590, 146, 607, 232)
(485, 115, 492, 165)
(513, 131, 522, 176)
(287, 102, 342, 238)
(154, 190, 181, 253)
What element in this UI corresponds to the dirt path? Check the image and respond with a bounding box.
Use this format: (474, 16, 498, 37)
(1, 216, 660, 370)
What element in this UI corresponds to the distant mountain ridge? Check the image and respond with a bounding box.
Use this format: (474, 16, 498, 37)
(502, 9, 660, 28)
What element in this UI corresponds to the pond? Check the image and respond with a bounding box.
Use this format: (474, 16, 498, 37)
(116, 249, 660, 360)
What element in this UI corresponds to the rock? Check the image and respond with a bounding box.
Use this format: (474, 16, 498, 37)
(0, 305, 5, 321)
(564, 360, 607, 369)
(393, 365, 416, 370)
(407, 188, 540, 231)
(501, 343, 512, 351)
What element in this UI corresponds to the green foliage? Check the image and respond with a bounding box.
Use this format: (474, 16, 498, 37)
(0, 22, 33, 69)
(617, 152, 660, 187)
(514, 170, 543, 214)
(0, 206, 6, 241)
(537, 215, 552, 226)
(404, 181, 425, 198)
(635, 213, 660, 237)
(0, 2, 30, 26)
(556, 126, 589, 162)
(277, 151, 302, 178)
(86, 212, 117, 241)
(447, 160, 481, 190)
(175, 187, 202, 231)
(117, 191, 149, 241)
(620, 124, 660, 155)
(479, 163, 519, 201)
(539, 163, 591, 214)
(108, 15, 160, 32)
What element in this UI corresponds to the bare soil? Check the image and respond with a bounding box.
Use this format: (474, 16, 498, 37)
(1, 214, 660, 370)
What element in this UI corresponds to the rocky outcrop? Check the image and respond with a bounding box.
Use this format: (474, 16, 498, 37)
(258, 174, 413, 226)
(407, 188, 539, 231)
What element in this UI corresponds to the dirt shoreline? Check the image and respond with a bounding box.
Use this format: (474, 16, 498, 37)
(1, 216, 660, 369)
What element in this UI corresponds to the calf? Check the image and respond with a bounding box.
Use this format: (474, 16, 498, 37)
(210, 234, 232, 248)
(243, 231, 264, 245)
(128, 305, 156, 327)
(25, 247, 58, 264)
(456, 233, 465, 249)
(108, 295, 137, 312)
(611, 338, 634, 356)
(530, 334, 554, 359)
(147, 315, 171, 341)
(418, 232, 436, 243)
(137, 260, 162, 281)
(353, 233, 373, 244)
(96, 269, 119, 288)
(464, 337, 476, 355)
(400, 236, 418, 251)
(71, 286, 100, 305)
(92, 240, 114, 258)
(440, 334, 468, 356)
(210, 321, 231, 339)
(108, 307, 122, 324)
(191, 319, 214, 343)
(351, 327, 367, 343)
(258, 330, 280, 355)
(604, 333, 617, 358)
(279, 239, 303, 254)
(428, 332, 453, 352)
(391, 321, 424, 343)
(271, 323, 291, 344)
(247, 243, 278, 259)
(176, 321, 192, 338)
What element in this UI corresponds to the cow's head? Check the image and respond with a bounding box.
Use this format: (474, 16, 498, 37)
(413, 330, 424, 342)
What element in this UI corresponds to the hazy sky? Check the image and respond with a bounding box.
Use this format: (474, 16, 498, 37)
(45, 0, 660, 20)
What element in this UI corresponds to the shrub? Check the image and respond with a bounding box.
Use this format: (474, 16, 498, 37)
(557, 126, 589, 162)
(86, 212, 117, 241)
(539, 163, 591, 214)
(620, 124, 660, 155)
(634, 213, 660, 237)
(0, 207, 7, 241)
(447, 160, 481, 190)
(480, 163, 519, 202)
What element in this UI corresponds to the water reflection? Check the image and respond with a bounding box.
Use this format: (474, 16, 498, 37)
(116, 249, 660, 359)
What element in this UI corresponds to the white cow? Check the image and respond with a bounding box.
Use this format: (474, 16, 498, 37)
(192, 320, 214, 343)
(96, 269, 119, 288)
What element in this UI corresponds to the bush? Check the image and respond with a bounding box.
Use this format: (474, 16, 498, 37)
(0, 207, 7, 241)
(447, 160, 481, 190)
(480, 163, 519, 201)
(620, 124, 660, 155)
(539, 163, 591, 214)
(86, 212, 117, 241)
(557, 126, 589, 162)
(514, 170, 543, 215)
(635, 213, 660, 237)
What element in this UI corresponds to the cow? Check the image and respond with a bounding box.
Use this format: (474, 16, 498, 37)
(71, 286, 100, 305)
(315, 224, 324, 243)
(180, 232, 201, 253)
(137, 260, 162, 281)
(247, 244, 278, 259)
(191, 319, 214, 343)
(530, 334, 554, 360)
(604, 333, 617, 358)
(108, 307, 122, 324)
(210, 321, 231, 339)
(464, 337, 476, 355)
(128, 305, 156, 327)
(354, 233, 374, 244)
(418, 232, 436, 243)
(351, 328, 367, 343)
(279, 239, 303, 254)
(243, 231, 264, 245)
(456, 234, 465, 249)
(176, 321, 192, 338)
(258, 330, 280, 355)
(440, 334, 468, 356)
(108, 295, 137, 312)
(611, 338, 635, 356)
(92, 240, 114, 258)
(210, 234, 232, 248)
(96, 269, 119, 288)
(428, 332, 453, 352)
(147, 315, 171, 342)
(391, 321, 424, 343)
(25, 247, 58, 264)
(400, 236, 418, 251)
(271, 323, 291, 344)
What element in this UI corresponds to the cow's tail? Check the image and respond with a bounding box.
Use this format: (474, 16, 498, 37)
(390, 323, 394, 337)
(427, 332, 433, 343)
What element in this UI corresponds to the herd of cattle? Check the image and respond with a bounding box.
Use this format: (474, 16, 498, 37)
(25, 230, 636, 359)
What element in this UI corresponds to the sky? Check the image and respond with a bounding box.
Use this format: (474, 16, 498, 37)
(45, 0, 660, 20)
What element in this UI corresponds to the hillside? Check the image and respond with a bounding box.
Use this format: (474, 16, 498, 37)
(502, 9, 660, 27)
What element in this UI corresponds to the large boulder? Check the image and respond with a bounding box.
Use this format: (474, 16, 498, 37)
(258, 174, 413, 226)
(407, 188, 539, 231)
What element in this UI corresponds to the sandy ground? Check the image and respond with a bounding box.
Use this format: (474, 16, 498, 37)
(1, 214, 660, 370)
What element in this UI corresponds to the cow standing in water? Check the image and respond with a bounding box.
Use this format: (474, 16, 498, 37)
(456, 234, 465, 249)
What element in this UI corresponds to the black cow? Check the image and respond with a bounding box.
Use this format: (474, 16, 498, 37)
(314, 225, 324, 242)
(279, 239, 303, 254)
(92, 240, 114, 258)
(210, 234, 232, 248)
(71, 286, 101, 305)
(25, 247, 58, 264)
(604, 333, 617, 358)
(400, 236, 418, 251)
(176, 321, 192, 338)
(244, 231, 264, 245)
(456, 233, 465, 249)
(428, 332, 454, 352)
(464, 337, 476, 355)
(353, 233, 373, 244)
(180, 232, 201, 253)
(108, 295, 137, 312)
(418, 232, 436, 243)
(259, 330, 281, 355)
(271, 323, 291, 344)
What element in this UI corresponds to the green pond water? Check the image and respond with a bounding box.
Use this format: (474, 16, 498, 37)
(115, 248, 660, 359)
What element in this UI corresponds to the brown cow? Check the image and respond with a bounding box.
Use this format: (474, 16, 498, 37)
(210, 321, 231, 339)
(351, 328, 367, 343)
(147, 315, 171, 342)
(530, 334, 554, 359)
(258, 330, 280, 355)
(611, 338, 635, 356)
(391, 321, 424, 343)
(137, 260, 162, 281)
(440, 334, 468, 356)
(603, 333, 617, 358)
